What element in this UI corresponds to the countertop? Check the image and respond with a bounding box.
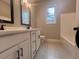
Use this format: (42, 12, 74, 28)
(0, 27, 39, 36)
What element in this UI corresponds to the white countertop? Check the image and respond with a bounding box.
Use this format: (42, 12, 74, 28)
(0, 27, 39, 36)
(0, 30, 27, 36)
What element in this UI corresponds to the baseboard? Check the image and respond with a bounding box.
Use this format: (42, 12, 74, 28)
(61, 35, 77, 53)
(61, 36, 79, 57)
(46, 39, 60, 42)
(61, 35, 76, 47)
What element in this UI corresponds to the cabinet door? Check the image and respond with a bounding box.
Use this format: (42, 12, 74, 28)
(31, 40, 36, 58)
(0, 46, 18, 59)
(31, 31, 36, 58)
(18, 40, 29, 59)
(36, 31, 40, 51)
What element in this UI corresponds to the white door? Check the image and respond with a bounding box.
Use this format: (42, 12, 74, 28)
(18, 40, 29, 59)
(0, 46, 18, 59)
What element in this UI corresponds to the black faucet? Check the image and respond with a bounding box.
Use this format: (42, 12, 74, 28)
(74, 27, 79, 31)
(0, 25, 5, 30)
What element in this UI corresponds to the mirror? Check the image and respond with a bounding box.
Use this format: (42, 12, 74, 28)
(20, 0, 31, 26)
(0, 0, 14, 23)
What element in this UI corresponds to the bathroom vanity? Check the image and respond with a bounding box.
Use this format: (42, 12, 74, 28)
(0, 28, 40, 59)
(0, 0, 41, 59)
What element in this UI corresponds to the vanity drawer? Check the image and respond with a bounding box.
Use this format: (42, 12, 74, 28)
(0, 32, 30, 53)
(0, 46, 18, 59)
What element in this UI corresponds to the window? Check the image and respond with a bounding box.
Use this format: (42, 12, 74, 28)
(47, 7, 56, 24)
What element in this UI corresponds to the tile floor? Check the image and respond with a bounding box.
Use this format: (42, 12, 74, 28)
(34, 41, 79, 59)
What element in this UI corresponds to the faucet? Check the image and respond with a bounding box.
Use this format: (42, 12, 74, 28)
(0, 25, 5, 30)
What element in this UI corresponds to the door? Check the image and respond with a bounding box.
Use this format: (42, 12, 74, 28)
(18, 40, 29, 59)
(0, 46, 18, 59)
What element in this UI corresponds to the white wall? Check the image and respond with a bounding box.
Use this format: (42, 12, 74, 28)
(76, 0, 79, 26)
(61, 13, 77, 46)
(36, 1, 61, 39)
(31, 5, 37, 27)
(35, 0, 76, 39)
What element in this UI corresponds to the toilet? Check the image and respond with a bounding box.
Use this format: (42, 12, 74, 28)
(40, 35, 46, 44)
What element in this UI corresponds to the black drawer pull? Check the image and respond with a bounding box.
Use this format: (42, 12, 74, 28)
(20, 48, 23, 57)
(16, 50, 20, 59)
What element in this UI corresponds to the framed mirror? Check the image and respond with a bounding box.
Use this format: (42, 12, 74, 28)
(0, 0, 14, 23)
(20, 0, 31, 26)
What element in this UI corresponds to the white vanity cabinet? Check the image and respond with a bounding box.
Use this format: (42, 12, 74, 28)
(18, 40, 29, 59)
(0, 29, 40, 59)
(0, 31, 30, 59)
